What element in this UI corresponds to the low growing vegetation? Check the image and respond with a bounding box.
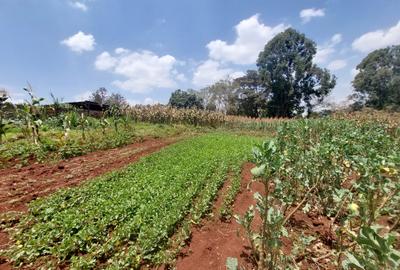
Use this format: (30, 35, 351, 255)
(2, 133, 261, 269)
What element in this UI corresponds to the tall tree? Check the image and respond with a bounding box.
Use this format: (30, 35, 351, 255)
(106, 93, 128, 107)
(90, 87, 108, 105)
(234, 70, 268, 117)
(168, 89, 203, 109)
(257, 28, 336, 117)
(199, 79, 238, 114)
(352, 45, 400, 110)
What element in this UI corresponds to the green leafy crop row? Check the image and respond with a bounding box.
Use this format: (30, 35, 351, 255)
(2, 133, 261, 269)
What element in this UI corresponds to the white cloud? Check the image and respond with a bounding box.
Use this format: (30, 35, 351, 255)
(314, 33, 342, 64)
(95, 52, 117, 70)
(192, 60, 244, 88)
(69, 1, 88, 12)
(352, 21, 400, 53)
(61, 31, 95, 53)
(327, 59, 347, 71)
(206, 14, 288, 65)
(95, 50, 184, 93)
(300, 8, 325, 23)
(115, 47, 129, 54)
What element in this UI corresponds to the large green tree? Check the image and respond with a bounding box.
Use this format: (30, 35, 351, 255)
(352, 45, 400, 110)
(168, 89, 203, 109)
(257, 28, 336, 117)
(234, 70, 268, 117)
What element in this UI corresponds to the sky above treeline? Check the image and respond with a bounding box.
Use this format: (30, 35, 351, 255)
(1, 0, 400, 105)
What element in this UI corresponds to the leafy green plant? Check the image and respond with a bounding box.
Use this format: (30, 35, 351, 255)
(3, 133, 260, 268)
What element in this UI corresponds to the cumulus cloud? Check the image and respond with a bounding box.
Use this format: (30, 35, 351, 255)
(69, 1, 88, 11)
(61, 31, 95, 53)
(95, 52, 117, 70)
(300, 8, 325, 23)
(327, 59, 347, 71)
(352, 21, 400, 53)
(314, 33, 342, 64)
(206, 14, 288, 65)
(192, 60, 244, 88)
(95, 49, 184, 93)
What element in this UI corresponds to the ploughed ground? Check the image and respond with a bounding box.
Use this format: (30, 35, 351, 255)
(0, 136, 181, 270)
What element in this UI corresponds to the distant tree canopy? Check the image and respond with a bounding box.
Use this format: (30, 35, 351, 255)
(166, 28, 337, 118)
(352, 45, 400, 110)
(89, 88, 128, 108)
(257, 28, 336, 117)
(168, 89, 203, 109)
(198, 79, 237, 114)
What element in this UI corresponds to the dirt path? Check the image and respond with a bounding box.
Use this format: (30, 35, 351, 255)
(175, 162, 263, 270)
(0, 137, 180, 214)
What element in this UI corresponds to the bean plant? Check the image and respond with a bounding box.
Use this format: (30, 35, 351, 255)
(237, 119, 400, 269)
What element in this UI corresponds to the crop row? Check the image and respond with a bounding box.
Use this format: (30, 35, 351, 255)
(2, 133, 261, 269)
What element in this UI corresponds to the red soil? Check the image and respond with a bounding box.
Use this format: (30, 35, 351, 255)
(0, 137, 179, 270)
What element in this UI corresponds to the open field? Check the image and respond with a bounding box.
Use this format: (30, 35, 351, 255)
(1, 133, 262, 269)
(0, 111, 399, 270)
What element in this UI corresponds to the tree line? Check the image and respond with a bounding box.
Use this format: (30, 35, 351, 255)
(169, 28, 400, 117)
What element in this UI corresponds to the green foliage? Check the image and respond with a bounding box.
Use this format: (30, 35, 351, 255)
(237, 118, 399, 269)
(0, 92, 12, 143)
(219, 165, 242, 221)
(353, 45, 400, 110)
(168, 89, 203, 109)
(3, 134, 260, 268)
(343, 226, 400, 270)
(257, 28, 336, 117)
(234, 70, 268, 117)
(0, 122, 192, 168)
(19, 84, 44, 144)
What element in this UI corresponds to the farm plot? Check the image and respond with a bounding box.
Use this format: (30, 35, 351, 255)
(240, 119, 400, 269)
(1, 133, 261, 269)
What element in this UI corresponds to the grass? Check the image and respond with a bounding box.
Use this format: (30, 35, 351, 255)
(0, 122, 200, 169)
(2, 133, 263, 269)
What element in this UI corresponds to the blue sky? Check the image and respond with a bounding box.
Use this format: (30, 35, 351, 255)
(1, 0, 400, 105)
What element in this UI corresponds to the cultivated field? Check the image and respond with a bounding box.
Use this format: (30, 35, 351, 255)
(0, 108, 399, 270)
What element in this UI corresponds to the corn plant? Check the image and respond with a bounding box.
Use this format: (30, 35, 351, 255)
(0, 92, 11, 144)
(78, 112, 89, 140)
(19, 84, 44, 144)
